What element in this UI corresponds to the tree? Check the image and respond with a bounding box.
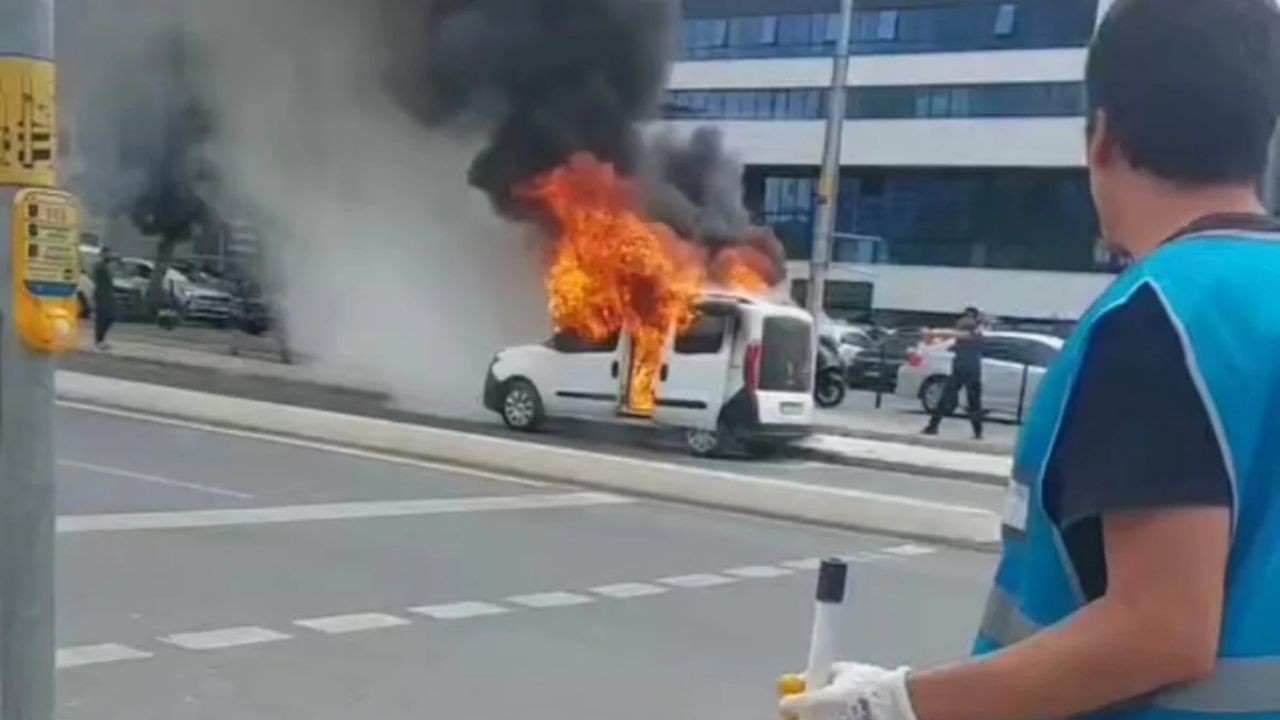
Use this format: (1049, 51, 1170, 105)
(121, 35, 216, 315)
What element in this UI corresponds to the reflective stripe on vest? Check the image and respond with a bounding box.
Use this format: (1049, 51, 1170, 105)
(980, 587, 1280, 713)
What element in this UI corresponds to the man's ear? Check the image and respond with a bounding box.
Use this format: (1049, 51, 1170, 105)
(1088, 109, 1116, 170)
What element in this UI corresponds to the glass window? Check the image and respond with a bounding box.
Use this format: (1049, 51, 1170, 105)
(950, 87, 972, 117)
(700, 19, 728, 49)
(675, 315, 729, 355)
(552, 331, 619, 354)
(855, 12, 879, 42)
(704, 91, 724, 117)
(755, 90, 775, 118)
(728, 16, 778, 48)
(772, 89, 790, 118)
(778, 14, 812, 48)
(876, 10, 900, 41)
(929, 87, 952, 117)
(913, 88, 931, 118)
(994, 3, 1018, 37)
(824, 12, 844, 43)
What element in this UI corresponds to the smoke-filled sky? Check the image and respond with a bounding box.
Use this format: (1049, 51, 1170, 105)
(55, 0, 783, 414)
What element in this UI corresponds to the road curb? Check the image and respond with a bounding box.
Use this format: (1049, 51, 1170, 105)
(791, 444, 1007, 486)
(56, 372, 1001, 549)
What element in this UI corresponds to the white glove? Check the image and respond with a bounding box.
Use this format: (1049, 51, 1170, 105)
(779, 662, 919, 720)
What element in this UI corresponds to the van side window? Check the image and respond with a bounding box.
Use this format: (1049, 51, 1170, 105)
(550, 331, 619, 354)
(675, 315, 728, 355)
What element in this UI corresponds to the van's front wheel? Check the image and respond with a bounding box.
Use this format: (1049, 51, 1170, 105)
(501, 379, 545, 432)
(685, 426, 728, 457)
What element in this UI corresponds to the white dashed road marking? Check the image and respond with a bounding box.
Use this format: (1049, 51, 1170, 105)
(56, 643, 153, 669)
(725, 565, 793, 579)
(410, 602, 511, 620)
(880, 544, 937, 557)
(60, 545, 939, 671)
(591, 582, 669, 599)
(161, 626, 291, 651)
(659, 573, 737, 589)
(294, 613, 411, 634)
(507, 592, 595, 609)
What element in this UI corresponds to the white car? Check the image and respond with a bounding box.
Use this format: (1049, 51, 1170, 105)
(896, 331, 1064, 419)
(484, 291, 816, 456)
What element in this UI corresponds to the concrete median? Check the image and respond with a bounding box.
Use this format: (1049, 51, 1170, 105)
(56, 371, 1002, 548)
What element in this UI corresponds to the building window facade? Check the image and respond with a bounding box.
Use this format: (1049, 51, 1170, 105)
(750, 167, 1102, 273)
(678, 0, 1098, 60)
(664, 82, 1083, 120)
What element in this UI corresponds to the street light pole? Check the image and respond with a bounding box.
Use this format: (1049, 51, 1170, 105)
(0, 1, 59, 718)
(806, 0, 854, 317)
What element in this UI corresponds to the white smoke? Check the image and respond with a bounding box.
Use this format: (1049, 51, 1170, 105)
(64, 0, 548, 417)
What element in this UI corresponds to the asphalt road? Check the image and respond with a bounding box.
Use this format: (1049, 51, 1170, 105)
(50, 404, 998, 719)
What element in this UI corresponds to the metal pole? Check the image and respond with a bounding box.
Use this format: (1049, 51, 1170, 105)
(1263, 128, 1280, 216)
(0, 1, 58, 718)
(874, 342, 886, 409)
(806, 0, 854, 317)
(1016, 363, 1030, 426)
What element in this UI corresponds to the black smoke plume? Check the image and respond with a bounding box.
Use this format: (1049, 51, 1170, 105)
(382, 0, 787, 281)
(383, 0, 677, 217)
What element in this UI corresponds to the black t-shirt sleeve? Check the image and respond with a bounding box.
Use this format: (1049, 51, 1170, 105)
(1046, 283, 1232, 530)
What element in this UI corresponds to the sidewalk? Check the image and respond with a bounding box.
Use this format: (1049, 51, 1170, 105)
(66, 325, 1011, 484)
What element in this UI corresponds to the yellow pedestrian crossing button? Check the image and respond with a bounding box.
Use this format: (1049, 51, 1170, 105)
(12, 188, 79, 352)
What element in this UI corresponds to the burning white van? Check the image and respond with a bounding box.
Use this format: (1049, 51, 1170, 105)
(482, 291, 816, 456)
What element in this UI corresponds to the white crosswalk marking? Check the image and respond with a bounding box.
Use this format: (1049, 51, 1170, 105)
(781, 558, 823, 571)
(409, 602, 510, 620)
(294, 613, 411, 634)
(591, 582, 669, 599)
(161, 626, 291, 650)
(507, 592, 594, 609)
(56, 643, 153, 669)
(725, 565, 793, 579)
(659, 573, 736, 589)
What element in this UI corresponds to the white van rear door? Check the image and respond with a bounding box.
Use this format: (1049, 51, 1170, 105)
(654, 313, 733, 430)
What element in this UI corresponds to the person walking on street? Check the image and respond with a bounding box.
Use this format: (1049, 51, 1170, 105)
(92, 247, 117, 351)
(781, 1, 1280, 719)
(923, 307, 984, 440)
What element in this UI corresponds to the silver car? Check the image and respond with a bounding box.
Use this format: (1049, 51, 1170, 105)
(896, 331, 1064, 419)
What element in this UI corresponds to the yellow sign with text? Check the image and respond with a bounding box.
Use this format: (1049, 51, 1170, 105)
(13, 188, 80, 352)
(0, 57, 57, 187)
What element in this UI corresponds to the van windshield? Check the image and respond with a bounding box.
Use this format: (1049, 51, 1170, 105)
(760, 317, 813, 392)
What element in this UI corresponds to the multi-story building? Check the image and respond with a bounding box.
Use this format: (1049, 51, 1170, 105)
(663, 0, 1121, 325)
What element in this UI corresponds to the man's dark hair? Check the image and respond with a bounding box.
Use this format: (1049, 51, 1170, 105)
(1087, 0, 1280, 184)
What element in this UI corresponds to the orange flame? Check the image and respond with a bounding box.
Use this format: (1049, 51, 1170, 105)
(709, 245, 773, 294)
(525, 154, 705, 414)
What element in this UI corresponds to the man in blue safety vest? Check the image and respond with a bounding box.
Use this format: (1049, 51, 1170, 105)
(781, 0, 1280, 718)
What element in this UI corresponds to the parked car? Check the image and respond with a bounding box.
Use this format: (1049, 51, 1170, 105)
(484, 291, 816, 457)
(846, 328, 923, 391)
(896, 331, 1064, 419)
(118, 259, 234, 325)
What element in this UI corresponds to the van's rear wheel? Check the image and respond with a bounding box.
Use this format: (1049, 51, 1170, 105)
(501, 380, 545, 432)
(686, 426, 729, 457)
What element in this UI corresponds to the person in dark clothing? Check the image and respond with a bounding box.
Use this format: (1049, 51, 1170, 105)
(923, 307, 984, 439)
(92, 248, 117, 349)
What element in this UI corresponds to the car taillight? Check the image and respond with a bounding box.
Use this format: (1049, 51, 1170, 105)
(906, 351, 924, 368)
(744, 341, 762, 392)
